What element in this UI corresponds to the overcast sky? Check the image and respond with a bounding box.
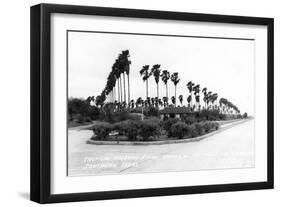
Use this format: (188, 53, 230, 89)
(68, 31, 255, 115)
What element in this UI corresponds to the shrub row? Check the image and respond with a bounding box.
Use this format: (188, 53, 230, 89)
(92, 118, 219, 141)
(92, 119, 160, 141)
(162, 119, 219, 139)
(91, 122, 113, 140)
(196, 109, 226, 121)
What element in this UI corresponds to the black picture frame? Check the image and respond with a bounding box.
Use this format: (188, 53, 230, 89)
(30, 3, 274, 204)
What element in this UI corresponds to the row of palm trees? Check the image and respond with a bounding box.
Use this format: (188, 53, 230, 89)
(219, 98, 240, 114)
(94, 50, 240, 114)
(139, 66, 218, 110)
(140, 65, 180, 107)
(88, 94, 240, 114)
(95, 50, 131, 106)
(138, 67, 240, 114)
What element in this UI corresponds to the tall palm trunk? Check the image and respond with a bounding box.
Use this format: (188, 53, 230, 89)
(117, 81, 120, 103)
(175, 85, 177, 106)
(123, 73, 126, 104)
(190, 92, 193, 108)
(166, 84, 168, 99)
(146, 80, 148, 99)
(127, 74, 130, 106)
(119, 78, 122, 102)
(156, 83, 159, 107)
(114, 86, 116, 101)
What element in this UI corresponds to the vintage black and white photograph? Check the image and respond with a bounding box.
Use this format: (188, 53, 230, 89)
(67, 30, 255, 177)
(29, 3, 273, 203)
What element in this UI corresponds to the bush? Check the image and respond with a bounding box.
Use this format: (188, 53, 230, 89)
(193, 122, 204, 136)
(212, 122, 219, 130)
(114, 120, 140, 141)
(113, 121, 126, 136)
(100, 109, 131, 123)
(73, 114, 92, 123)
(68, 98, 90, 118)
(202, 122, 211, 133)
(102, 106, 115, 123)
(76, 114, 84, 123)
(189, 125, 199, 137)
(92, 122, 112, 140)
(146, 107, 159, 117)
(114, 119, 161, 141)
(139, 120, 160, 141)
(128, 113, 142, 121)
(196, 109, 223, 121)
(113, 110, 130, 122)
(168, 121, 219, 139)
(68, 98, 103, 122)
(161, 118, 179, 136)
(84, 116, 92, 122)
(184, 116, 197, 125)
(88, 106, 101, 120)
(202, 122, 219, 133)
(125, 121, 141, 140)
(170, 122, 189, 139)
(218, 113, 226, 120)
(145, 117, 161, 125)
(243, 112, 248, 119)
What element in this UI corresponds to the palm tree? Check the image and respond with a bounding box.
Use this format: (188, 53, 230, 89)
(146, 97, 151, 107)
(86, 96, 92, 105)
(207, 91, 212, 109)
(219, 97, 239, 115)
(158, 98, 163, 107)
(140, 99, 144, 107)
(136, 97, 143, 108)
(155, 97, 159, 108)
(179, 95, 183, 106)
(161, 70, 170, 101)
(171, 96, 176, 105)
(202, 87, 207, 109)
(118, 53, 127, 105)
(211, 93, 218, 109)
(113, 61, 122, 103)
(86, 96, 95, 105)
(171, 72, 180, 106)
(151, 64, 161, 106)
(95, 95, 104, 108)
(130, 99, 135, 108)
(105, 71, 116, 103)
(186, 81, 194, 108)
(90, 96, 95, 105)
(162, 96, 168, 107)
(219, 98, 223, 113)
(193, 84, 200, 111)
(139, 65, 151, 99)
(118, 76, 122, 102)
(114, 100, 119, 110)
(220, 98, 228, 113)
(112, 63, 119, 102)
(187, 95, 192, 108)
(122, 50, 132, 105)
(151, 97, 155, 107)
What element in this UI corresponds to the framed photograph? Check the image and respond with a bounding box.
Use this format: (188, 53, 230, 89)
(30, 3, 274, 203)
